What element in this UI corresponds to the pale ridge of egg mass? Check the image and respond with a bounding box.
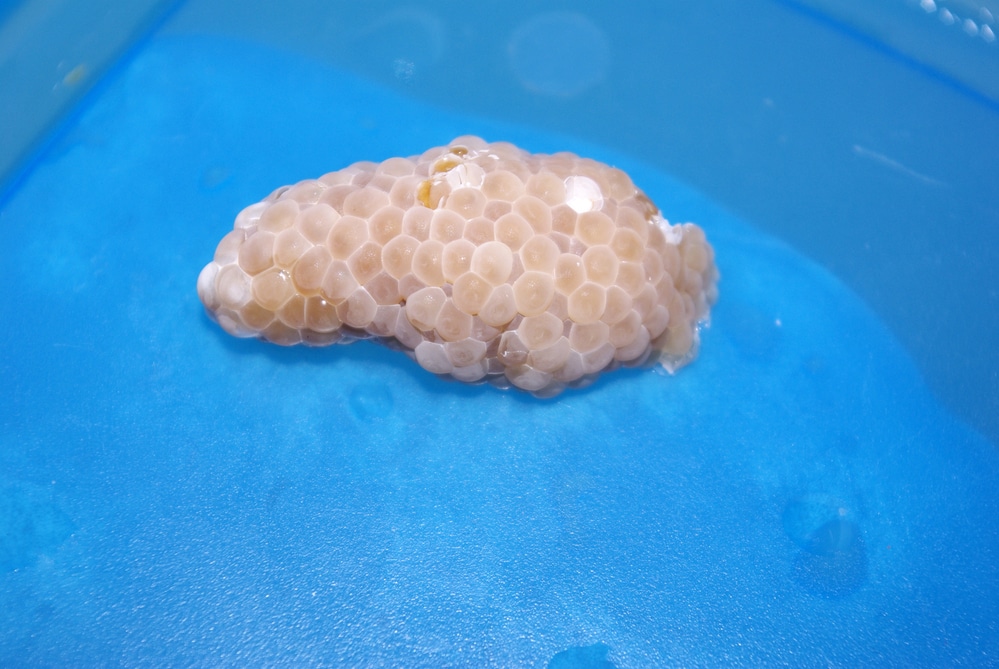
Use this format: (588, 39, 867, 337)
(197, 137, 719, 395)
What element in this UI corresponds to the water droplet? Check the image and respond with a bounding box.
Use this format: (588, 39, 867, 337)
(509, 12, 610, 97)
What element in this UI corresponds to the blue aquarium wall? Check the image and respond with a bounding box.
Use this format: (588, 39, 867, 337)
(0, 0, 178, 188)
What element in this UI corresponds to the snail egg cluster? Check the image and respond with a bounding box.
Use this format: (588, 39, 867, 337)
(197, 136, 719, 395)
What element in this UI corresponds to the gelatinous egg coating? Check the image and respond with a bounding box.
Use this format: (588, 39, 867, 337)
(197, 136, 719, 395)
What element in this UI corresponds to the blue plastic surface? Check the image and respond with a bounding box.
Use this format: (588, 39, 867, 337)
(1, 36, 997, 666)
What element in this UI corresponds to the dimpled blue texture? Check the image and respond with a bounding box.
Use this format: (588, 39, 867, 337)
(0, 36, 996, 667)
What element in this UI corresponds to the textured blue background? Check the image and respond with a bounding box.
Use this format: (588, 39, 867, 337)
(1, 36, 997, 666)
